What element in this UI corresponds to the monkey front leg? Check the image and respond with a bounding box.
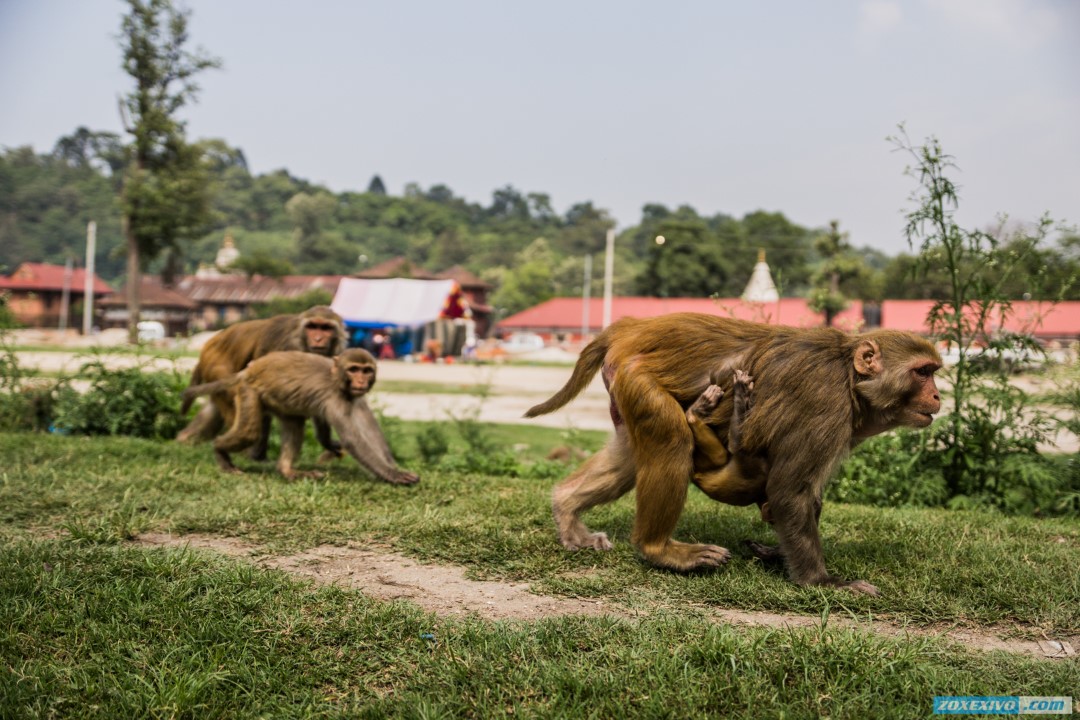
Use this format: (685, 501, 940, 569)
(766, 467, 879, 596)
(314, 418, 345, 464)
(329, 404, 419, 485)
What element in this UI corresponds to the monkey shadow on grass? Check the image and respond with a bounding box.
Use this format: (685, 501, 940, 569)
(675, 504, 910, 581)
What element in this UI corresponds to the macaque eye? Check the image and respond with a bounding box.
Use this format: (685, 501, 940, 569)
(913, 365, 935, 378)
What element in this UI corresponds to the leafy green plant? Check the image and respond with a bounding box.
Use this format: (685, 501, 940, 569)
(0, 331, 61, 432)
(415, 422, 450, 465)
(52, 358, 187, 439)
(889, 127, 1072, 512)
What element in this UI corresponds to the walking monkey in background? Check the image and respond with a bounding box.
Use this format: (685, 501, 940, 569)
(183, 349, 419, 485)
(178, 306, 348, 460)
(527, 313, 942, 595)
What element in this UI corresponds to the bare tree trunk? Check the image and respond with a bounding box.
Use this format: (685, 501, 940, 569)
(124, 211, 141, 345)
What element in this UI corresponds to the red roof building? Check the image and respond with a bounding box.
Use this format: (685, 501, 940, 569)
(176, 274, 347, 330)
(97, 277, 199, 337)
(498, 297, 1080, 345)
(0, 262, 114, 329)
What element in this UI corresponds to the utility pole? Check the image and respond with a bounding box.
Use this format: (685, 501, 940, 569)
(58, 257, 73, 333)
(581, 254, 592, 340)
(83, 220, 97, 335)
(602, 229, 614, 328)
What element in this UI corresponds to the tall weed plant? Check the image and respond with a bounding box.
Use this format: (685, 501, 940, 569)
(885, 127, 1076, 514)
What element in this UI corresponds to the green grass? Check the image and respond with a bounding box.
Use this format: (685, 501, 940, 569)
(3, 539, 1076, 719)
(1, 429, 1078, 718)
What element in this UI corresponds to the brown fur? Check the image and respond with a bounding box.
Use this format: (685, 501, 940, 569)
(177, 306, 348, 460)
(183, 348, 419, 485)
(526, 313, 942, 595)
(686, 370, 771, 516)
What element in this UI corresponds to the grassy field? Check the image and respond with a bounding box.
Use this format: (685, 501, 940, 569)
(2, 428, 1078, 718)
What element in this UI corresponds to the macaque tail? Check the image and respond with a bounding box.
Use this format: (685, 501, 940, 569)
(181, 378, 231, 406)
(524, 333, 609, 417)
(179, 367, 204, 414)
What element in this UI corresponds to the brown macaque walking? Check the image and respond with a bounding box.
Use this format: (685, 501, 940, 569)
(526, 313, 942, 595)
(183, 349, 419, 485)
(177, 306, 348, 461)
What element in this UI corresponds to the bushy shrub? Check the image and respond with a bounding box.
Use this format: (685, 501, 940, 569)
(52, 360, 187, 439)
(416, 423, 450, 465)
(829, 429, 947, 508)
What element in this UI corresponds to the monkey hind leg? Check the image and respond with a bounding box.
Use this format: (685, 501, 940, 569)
(277, 417, 323, 481)
(247, 414, 273, 462)
(211, 388, 262, 474)
(552, 433, 636, 551)
(621, 379, 731, 571)
(176, 402, 224, 444)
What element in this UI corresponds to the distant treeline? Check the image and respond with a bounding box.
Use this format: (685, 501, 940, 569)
(2, 129, 1077, 315)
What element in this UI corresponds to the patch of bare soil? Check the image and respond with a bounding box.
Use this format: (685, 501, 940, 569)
(135, 532, 1077, 661)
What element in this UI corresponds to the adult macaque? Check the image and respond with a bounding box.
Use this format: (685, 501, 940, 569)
(526, 313, 942, 595)
(177, 306, 348, 460)
(183, 349, 419, 485)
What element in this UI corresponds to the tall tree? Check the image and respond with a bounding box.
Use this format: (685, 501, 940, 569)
(118, 0, 219, 341)
(367, 175, 387, 195)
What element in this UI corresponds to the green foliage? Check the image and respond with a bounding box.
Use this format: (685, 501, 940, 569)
(415, 422, 450, 465)
(0, 332, 58, 432)
(117, 0, 221, 335)
(807, 220, 871, 324)
(489, 237, 558, 315)
(826, 128, 1080, 515)
(248, 288, 333, 319)
(0, 294, 19, 330)
(223, 249, 294, 279)
(52, 358, 187, 439)
(830, 429, 948, 508)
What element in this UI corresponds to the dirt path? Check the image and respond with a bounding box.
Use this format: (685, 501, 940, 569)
(136, 532, 1077, 661)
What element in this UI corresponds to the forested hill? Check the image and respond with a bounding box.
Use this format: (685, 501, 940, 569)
(2, 130, 1077, 315)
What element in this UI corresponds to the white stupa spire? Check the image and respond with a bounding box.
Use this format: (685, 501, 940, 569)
(741, 249, 779, 303)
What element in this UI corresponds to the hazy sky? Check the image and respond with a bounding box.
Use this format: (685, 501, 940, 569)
(1, 0, 1077, 255)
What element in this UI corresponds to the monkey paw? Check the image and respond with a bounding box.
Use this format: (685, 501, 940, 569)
(561, 531, 613, 552)
(285, 469, 325, 480)
(316, 449, 343, 465)
(390, 471, 420, 485)
(744, 540, 784, 562)
(842, 579, 880, 596)
(691, 544, 732, 568)
(652, 542, 732, 570)
(688, 384, 724, 419)
(732, 369, 754, 411)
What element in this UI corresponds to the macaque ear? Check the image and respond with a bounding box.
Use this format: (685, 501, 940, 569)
(853, 340, 883, 376)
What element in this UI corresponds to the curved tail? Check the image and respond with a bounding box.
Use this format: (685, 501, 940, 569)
(179, 364, 204, 415)
(181, 377, 232, 406)
(525, 332, 610, 417)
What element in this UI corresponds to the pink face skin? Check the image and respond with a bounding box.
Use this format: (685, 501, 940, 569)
(304, 322, 336, 353)
(905, 361, 942, 427)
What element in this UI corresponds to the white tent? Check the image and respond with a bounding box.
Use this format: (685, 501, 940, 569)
(331, 277, 458, 329)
